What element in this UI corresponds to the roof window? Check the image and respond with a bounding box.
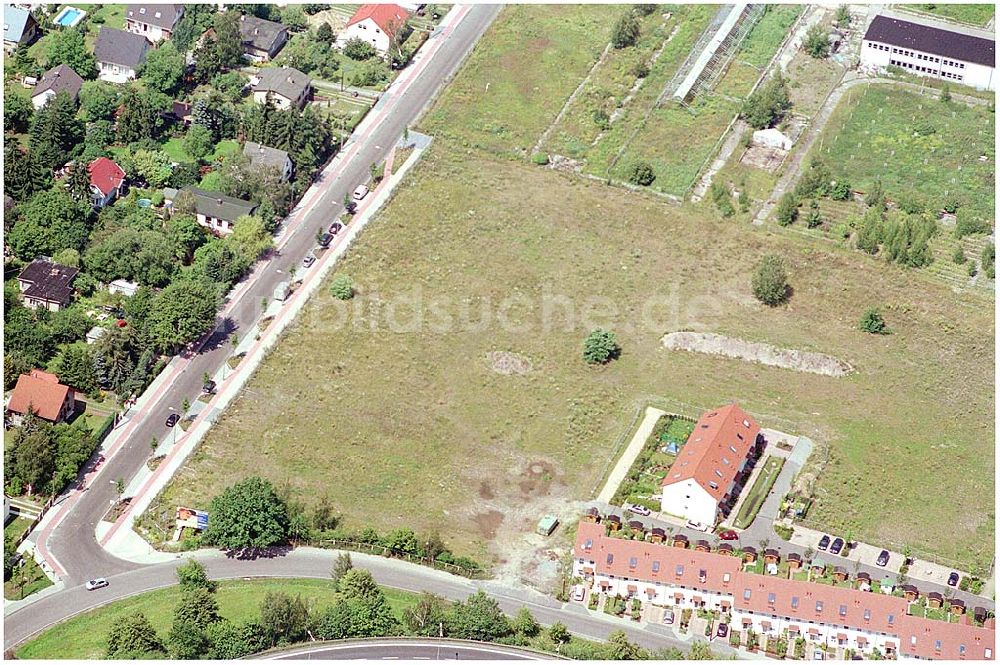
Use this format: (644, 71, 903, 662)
(743, 588, 752, 600)
(607, 553, 614, 565)
(839, 605, 847, 617)
(652, 561, 660, 573)
(816, 601, 823, 612)
(629, 557, 637, 568)
(791, 596, 799, 609)
(676, 565, 684, 576)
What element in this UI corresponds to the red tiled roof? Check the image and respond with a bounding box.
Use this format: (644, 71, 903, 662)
(7, 370, 72, 421)
(661, 404, 759, 501)
(89, 157, 125, 197)
(900, 614, 995, 660)
(345, 3, 409, 37)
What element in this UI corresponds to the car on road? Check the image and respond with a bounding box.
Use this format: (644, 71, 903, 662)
(353, 184, 369, 200)
(202, 380, 216, 395)
(662, 608, 675, 625)
(718, 530, 739, 541)
(686, 520, 709, 532)
(626, 503, 651, 516)
(817, 534, 831, 551)
(329, 221, 344, 236)
(302, 253, 316, 269)
(876, 550, 890, 567)
(716, 623, 728, 638)
(948, 572, 960, 587)
(85, 578, 109, 590)
(317, 232, 332, 248)
(829, 537, 845, 555)
(571, 585, 586, 601)
(165, 413, 180, 427)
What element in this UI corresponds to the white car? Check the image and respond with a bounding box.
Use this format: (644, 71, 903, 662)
(571, 585, 586, 601)
(353, 184, 369, 201)
(686, 520, 709, 532)
(85, 578, 109, 590)
(626, 503, 651, 516)
(662, 608, 675, 625)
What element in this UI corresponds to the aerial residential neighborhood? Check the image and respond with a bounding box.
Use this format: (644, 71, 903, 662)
(2, 2, 996, 662)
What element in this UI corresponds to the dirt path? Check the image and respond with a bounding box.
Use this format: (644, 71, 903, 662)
(662, 331, 853, 376)
(532, 42, 612, 156)
(595, 406, 667, 504)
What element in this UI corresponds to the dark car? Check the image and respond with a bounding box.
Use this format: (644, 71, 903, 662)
(317, 232, 333, 248)
(202, 380, 216, 395)
(817, 534, 831, 551)
(948, 572, 960, 587)
(718, 530, 739, 541)
(716, 623, 729, 638)
(876, 550, 890, 567)
(329, 221, 344, 236)
(829, 537, 845, 555)
(165, 413, 180, 427)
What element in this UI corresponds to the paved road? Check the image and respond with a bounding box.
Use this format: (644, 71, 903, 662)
(31, 3, 502, 587)
(260, 639, 559, 660)
(3, 548, 719, 656)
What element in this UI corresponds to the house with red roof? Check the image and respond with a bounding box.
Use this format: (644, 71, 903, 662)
(660, 404, 761, 526)
(6, 370, 76, 426)
(89, 157, 126, 209)
(338, 4, 410, 56)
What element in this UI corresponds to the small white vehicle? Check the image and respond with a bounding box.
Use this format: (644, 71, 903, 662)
(626, 503, 651, 516)
(571, 585, 586, 601)
(353, 184, 369, 201)
(85, 578, 109, 590)
(686, 520, 709, 532)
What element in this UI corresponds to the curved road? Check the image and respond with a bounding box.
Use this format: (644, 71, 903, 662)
(258, 638, 560, 660)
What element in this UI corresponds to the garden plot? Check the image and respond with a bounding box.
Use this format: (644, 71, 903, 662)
(611, 414, 696, 511)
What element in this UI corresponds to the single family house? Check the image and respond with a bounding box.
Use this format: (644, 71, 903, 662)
(125, 4, 184, 43)
(17, 259, 78, 311)
(251, 67, 311, 110)
(31, 64, 84, 109)
(6, 370, 76, 425)
(3, 6, 37, 53)
(338, 4, 410, 56)
(94, 27, 150, 83)
(239, 14, 288, 61)
(243, 141, 292, 182)
(184, 187, 258, 236)
(89, 157, 126, 209)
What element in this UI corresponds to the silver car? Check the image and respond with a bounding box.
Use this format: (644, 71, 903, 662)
(85, 578, 109, 590)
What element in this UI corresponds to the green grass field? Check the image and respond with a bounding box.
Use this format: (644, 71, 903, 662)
(809, 85, 995, 221)
(732, 457, 783, 529)
(16, 578, 420, 660)
(910, 4, 994, 26)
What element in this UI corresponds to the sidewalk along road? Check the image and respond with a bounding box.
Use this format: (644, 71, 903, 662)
(31, 4, 502, 587)
(4, 548, 719, 657)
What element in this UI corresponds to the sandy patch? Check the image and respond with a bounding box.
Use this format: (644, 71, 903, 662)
(662, 331, 853, 377)
(486, 351, 534, 375)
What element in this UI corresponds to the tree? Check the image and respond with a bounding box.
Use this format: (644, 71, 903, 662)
(343, 37, 377, 61)
(548, 621, 570, 645)
(611, 10, 640, 48)
(79, 80, 122, 122)
(331, 552, 354, 589)
(4, 144, 52, 202)
(448, 590, 510, 642)
(203, 476, 290, 553)
(339, 568, 384, 603)
(172, 4, 218, 51)
(168, 621, 210, 659)
(280, 5, 308, 30)
(182, 124, 215, 164)
(511, 607, 540, 638)
(751, 254, 789, 306)
(604, 630, 645, 660)
(67, 161, 94, 205)
(29, 91, 84, 170)
(177, 559, 217, 591)
(84, 228, 178, 287)
(106, 612, 166, 658)
(132, 149, 174, 188)
(316, 22, 334, 44)
(403, 593, 450, 637)
(865, 179, 885, 210)
(92, 325, 143, 393)
(835, 4, 851, 27)
(775, 193, 798, 227)
(352, 59, 391, 87)
(625, 160, 655, 186)
(51, 344, 98, 394)
(8, 190, 92, 259)
(173, 586, 221, 628)
(803, 23, 830, 59)
(207, 620, 269, 659)
(116, 88, 169, 144)
(167, 214, 208, 264)
(858, 307, 889, 334)
(260, 592, 309, 646)
(742, 72, 791, 129)
(633, 4, 657, 16)
(4, 92, 33, 133)
(688, 641, 715, 660)
(140, 41, 186, 95)
(5, 426, 56, 495)
(147, 279, 221, 352)
(47, 28, 96, 79)
(227, 214, 274, 263)
(385, 527, 419, 555)
(583, 329, 620, 365)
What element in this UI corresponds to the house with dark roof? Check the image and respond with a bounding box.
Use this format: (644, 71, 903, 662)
(17, 259, 78, 311)
(338, 4, 410, 56)
(861, 13, 995, 91)
(88, 157, 126, 209)
(3, 5, 38, 53)
(251, 67, 311, 110)
(660, 404, 761, 527)
(94, 27, 150, 83)
(31, 64, 84, 110)
(125, 4, 184, 43)
(183, 187, 258, 236)
(6, 370, 76, 425)
(243, 141, 292, 182)
(238, 14, 288, 61)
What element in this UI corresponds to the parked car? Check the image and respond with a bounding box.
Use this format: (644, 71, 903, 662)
(876, 550, 890, 567)
(626, 503, 651, 517)
(202, 380, 216, 395)
(662, 608, 675, 625)
(948, 572, 960, 587)
(718, 530, 739, 541)
(829, 537, 845, 555)
(813, 649, 825, 660)
(165, 413, 180, 427)
(85, 578, 109, 590)
(302, 253, 316, 268)
(686, 520, 709, 532)
(353, 184, 369, 200)
(817, 534, 831, 551)
(571, 585, 586, 601)
(329, 221, 344, 236)
(317, 232, 332, 248)
(716, 623, 728, 638)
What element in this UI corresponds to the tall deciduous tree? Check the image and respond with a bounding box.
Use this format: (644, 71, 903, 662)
(203, 476, 289, 553)
(8, 190, 92, 259)
(447, 591, 510, 642)
(140, 41, 186, 95)
(751, 254, 789, 306)
(403, 593, 450, 637)
(146, 279, 220, 352)
(611, 11, 640, 48)
(741, 72, 791, 129)
(106, 612, 166, 658)
(79, 80, 122, 122)
(260, 592, 309, 646)
(47, 28, 96, 79)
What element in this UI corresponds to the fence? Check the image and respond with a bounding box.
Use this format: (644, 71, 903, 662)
(312, 539, 489, 579)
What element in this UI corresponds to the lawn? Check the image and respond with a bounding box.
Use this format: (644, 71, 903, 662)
(807, 84, 995, 222)
(161, 137, 192, 163)
(910, 4, 994, 26)
(16, 578, 421, 660)
(732, 456, 784, 529)
(420, 4, 618, 157)
(4, 516, 33, 545)
(4, 554, 53, 601)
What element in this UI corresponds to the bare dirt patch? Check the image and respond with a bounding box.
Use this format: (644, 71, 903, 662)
(740, 145, 787, 172)
(478, 481, 495, 500)
(486, 351, 534, 375)
(473, 510, 505, 540)
(662, 331, 853, 377)
(519, 460, 556, 497)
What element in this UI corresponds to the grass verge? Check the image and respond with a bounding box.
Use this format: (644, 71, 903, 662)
(733, 457, 784, 529)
